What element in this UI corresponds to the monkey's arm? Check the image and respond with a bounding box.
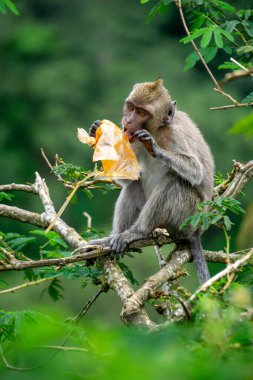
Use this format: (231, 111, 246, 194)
(134, 130, 203, 186)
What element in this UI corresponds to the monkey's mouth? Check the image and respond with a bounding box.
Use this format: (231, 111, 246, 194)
(124, 128, 134, 142)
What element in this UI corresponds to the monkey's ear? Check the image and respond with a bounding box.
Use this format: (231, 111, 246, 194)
(163, 100, 176, 125)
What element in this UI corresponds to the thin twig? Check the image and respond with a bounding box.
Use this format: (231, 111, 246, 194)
(0, 277, 56, 295)
(36, 345, 88, 352)
(83, 212, 92, 228)
(0, 345, 44, 371)
(230, 57, 253, 75)
(174, 0, 219, 89)
(190, 249, 253, 302)
(174, 0, 248, 108)
(73, 286, 107, 324)
(210, 102, 253, 110)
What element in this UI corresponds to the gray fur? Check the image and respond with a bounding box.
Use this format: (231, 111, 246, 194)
(89, 83, 214, 284)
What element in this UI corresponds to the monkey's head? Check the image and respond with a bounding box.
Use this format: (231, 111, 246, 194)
(122, 79, 176, 142)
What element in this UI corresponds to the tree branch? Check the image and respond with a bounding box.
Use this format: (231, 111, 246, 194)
(101, 257, 157, 329)
(190, 248, 253, 302)
(0, 184, 37, 193)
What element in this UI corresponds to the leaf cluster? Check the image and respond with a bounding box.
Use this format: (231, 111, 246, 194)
(180, 196, 245, 231)
(0, 0, 19, 15)
(140, 0, 253, 104)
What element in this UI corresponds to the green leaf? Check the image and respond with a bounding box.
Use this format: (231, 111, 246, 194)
(118, 262, 139, 285)
(180, 28, 208, 44)
(0, 278, 9, 288)
(202, 214, 209, 230)
(216, 0, 236, 13)
(225, 20, 239, 33)
(230, 113, 253, 138)
(47, 278, 64, 301)
(221, 198, 245, 214)
(147, 1, 166, 23)
(7, 236, 36, 252)
(242, 92, 253, 104)
(140, 0, 150, 3)
(211, 214, 223, 224)
(203, 46, 218, 63)
(237, 45, 253, 55)
(0, 1, 6, 13)
(200, 29, 213, 48)
(190, 15, 206, 31)
(183, 51, 200, 72)
(218, 62, 239, 70)
(3, 0, 19, 15)
(191, 214, 202, 228)
(0, 192, 15, 202)
(222, 45, 232, 54)
(220, 29, 235, 43)
(214, 29, 224, 48)
(223, 215, 232, 231)
(82, 187, 93, 200)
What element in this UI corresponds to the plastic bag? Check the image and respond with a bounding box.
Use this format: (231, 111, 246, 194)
(77, 119, 140, 180)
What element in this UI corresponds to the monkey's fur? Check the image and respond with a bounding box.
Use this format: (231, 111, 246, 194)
(89, 80, 214, 284)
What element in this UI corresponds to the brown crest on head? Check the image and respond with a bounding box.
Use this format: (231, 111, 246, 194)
(128, 79, 171, 106)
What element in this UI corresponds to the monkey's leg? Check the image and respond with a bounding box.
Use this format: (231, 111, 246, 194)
(110, 176, 196, 251)
(110, 176, 180, 252)
(112, 180, 146, 234)
(87, 181, 145, 249)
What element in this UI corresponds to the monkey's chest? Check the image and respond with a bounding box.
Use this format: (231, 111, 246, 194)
(135, 146, 168, 198)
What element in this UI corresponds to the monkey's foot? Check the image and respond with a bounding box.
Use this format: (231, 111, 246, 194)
(110, 233, 128, 259)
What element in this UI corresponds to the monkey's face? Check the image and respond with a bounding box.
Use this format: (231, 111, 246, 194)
(122, 101, 152, 142)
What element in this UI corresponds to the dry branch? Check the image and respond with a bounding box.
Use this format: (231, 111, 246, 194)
(190, 248, 253, 302)
(0, 159, 253, 328)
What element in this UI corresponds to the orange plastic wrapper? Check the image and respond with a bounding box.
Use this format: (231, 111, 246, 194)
(77, 119, 140, 180)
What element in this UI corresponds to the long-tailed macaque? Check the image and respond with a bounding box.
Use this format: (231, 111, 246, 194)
(88, 79, 214, 284)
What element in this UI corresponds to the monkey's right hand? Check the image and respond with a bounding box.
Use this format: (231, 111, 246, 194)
(89, 120, 101, 137)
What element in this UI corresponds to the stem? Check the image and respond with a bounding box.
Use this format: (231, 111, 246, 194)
(0, 277, 55, 295)
(174, 0, 220, 89)
(210, 102, 253, 110)
(222, 226, 230, 264)
(45, 172, 95, 233)
(72, 286, 106, 324)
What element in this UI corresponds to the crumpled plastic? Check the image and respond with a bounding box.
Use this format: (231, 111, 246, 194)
(77, 119, 140, 180)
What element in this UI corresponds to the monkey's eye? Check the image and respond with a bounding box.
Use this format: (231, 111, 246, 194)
(137, 109, 147, 117)
(127, 102, 134, 111)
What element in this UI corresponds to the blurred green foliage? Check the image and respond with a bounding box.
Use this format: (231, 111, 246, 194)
(0, 3, 253, 377)
(0, 286, 253, 379)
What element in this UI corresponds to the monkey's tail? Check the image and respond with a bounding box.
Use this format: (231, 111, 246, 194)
(189, 231, 210, 284)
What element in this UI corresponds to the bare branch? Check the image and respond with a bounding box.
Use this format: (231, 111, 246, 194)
(36, 345, 88, 352)
(210, 102, 253, 111)
(73, 288, 105, 323)
(190, 248, 253, 302)
(219, 67, 253, 86)
(214, 160, 253, 197)
(221, 160, 253, 198)
(0, 183, 37, 193)
(101, 257, 157, 329)
(121, 250, 191, 324)
(0, 204, 47, 228)
(0, 277, 54, 295)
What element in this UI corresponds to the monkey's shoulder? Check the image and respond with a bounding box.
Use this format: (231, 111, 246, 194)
(163, 111, 208, 146)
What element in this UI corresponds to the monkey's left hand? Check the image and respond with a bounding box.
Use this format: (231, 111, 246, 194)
(134, 129, 157, 157)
